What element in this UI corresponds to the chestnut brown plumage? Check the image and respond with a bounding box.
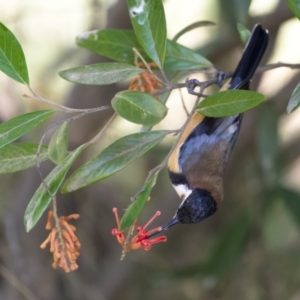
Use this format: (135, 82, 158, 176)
(148, 24, 269, 238)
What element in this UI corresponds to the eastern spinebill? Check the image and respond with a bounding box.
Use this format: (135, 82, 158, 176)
(148, 24, 269, 238)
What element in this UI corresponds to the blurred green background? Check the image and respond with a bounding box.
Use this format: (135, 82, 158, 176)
(1, 0, 300, 299)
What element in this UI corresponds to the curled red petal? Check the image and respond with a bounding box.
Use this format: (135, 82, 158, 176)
(111, 228, 125, 244)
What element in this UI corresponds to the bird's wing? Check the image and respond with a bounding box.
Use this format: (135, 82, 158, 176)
(179, 114, 242, 173)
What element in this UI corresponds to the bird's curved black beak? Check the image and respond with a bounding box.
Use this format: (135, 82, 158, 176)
(147, 217, 179, 238)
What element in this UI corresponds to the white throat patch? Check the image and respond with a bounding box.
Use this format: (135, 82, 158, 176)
(173, 184, 193, 207)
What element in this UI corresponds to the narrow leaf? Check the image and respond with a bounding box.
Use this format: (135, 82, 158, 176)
(76, 29, 148, 64)
(237, 23, 251, 45)
(59, 63, 143, 85)
(164, 40, 212, 71)
(287, 81, 300, 113)
(0, 110, 55, 149)
(48, 122, 69, 164)
(0, 143, 48, 174)
(196, 90, 265, 117)
(263, 199, 298, 251)
(287, 0, 300, 20)
(112, 90, 167, 125)
(127, 0, 167, 69)
(62, 131, 169, 193)
(280, 187, 300, 228)
(0, 23, 29, 84)
(219, 0, 251, 27)
(172, 21, 215, 42)
(119, 171, 159, 231)
(257, 104, 279, 187)
(203, 213, 251, 275)
(174, 213, 251, 277)
(24, 144, 86, 232)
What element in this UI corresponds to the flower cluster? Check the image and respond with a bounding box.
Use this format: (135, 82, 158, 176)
(112, 207, 167, 260)
(40, 211, 81, 273)
(128, 62, 163, 94)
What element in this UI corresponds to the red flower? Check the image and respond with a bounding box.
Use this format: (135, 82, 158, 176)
(112, 208, 167, 258)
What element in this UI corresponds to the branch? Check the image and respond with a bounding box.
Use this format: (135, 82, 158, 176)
(258, 62, 300, 73)
(87, 113, 117, 145)
(0, 264, 37, 300)
(24, 87, 111, 114)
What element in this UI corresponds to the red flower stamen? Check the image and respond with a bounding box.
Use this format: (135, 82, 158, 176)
(113, 207, 120, 228)
(112, 208, 125, 244)
(143, 211, 161, 231)
(111, 208, 167, 258)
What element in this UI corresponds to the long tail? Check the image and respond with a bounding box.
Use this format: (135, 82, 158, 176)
(147, 24, 269, 240)
(229, 24, 269, 90)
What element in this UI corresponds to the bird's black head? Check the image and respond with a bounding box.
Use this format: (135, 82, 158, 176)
(176, 188, 218, 224)
(147, 188, 218, 239)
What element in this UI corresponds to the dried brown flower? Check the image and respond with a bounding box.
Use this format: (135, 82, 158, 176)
(128, 62, 163, 94)
(40, 211, 80, 273)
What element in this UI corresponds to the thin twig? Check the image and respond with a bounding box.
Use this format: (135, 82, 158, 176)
(152, 73, 226, 97)
(178, 88, 189, 116)
(152, 82, 187, 96)
(52, 195, 66, 255)
(258, 62, 300, 73)
(25, 87, 111, 113)
(0, 264, 38, 300)
(158, 64, 169, 85)
(132, 48, 165, 83)
(151, 62, 300, 98)
(36, 112, 117, 198)
(36, 114, 117, 264)
(132, 48, 169, 85)
(87, 113, 117, 145)
(35, 124, 69, 253)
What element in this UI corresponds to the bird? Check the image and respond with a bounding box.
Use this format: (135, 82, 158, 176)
(148, 24, 269, 238)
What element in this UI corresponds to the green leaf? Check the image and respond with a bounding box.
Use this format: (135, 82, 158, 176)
(24, 144, 86, 232)
(59, 63, 143, 85)
(172, 21, 215, 42)
(112, 90, 167, 125)
(287, 81, 300, 113)
(76, 29, 148, 64)
(219, 0, 251, 27)
(119, 172, 159, 231)
(127, 0, 167, 69)
(164, 40, 212, 70)
(263, 198, 298, 251)
(280, 187, 300, 228)
(0, 23, 29, 85)
(62, 131, 169, 193)
(48, 122, 69, 164)
(174, 213, 251, 278)
(0, 110, 55, 149)
(204, 213, 251, 275)
(237, 23, 251, 45)
(196, 90, 265, 117)
(257, 104, 279, 187)
(0, 143, 48, 174)
(140, 90, 171, 132)
(287, 0, 300, 20)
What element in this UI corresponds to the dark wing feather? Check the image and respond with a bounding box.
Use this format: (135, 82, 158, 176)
(178, 115, 242, 174)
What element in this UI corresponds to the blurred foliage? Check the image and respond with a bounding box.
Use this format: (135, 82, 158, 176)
(0, 0, 300, 300)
